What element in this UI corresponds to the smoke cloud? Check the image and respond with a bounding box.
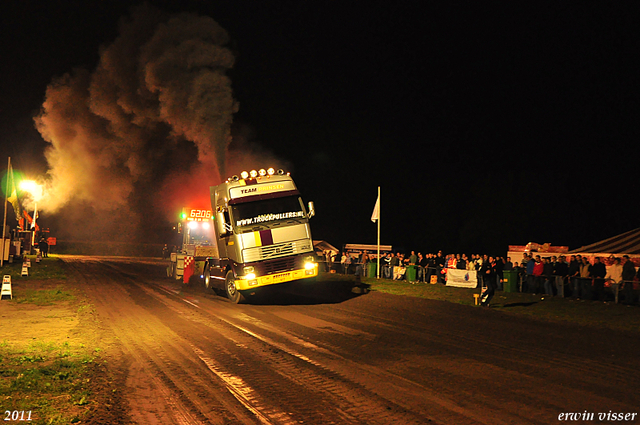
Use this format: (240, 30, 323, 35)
(34, 4, 240, 241)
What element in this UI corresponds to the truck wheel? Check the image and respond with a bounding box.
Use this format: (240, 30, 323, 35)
(204, 268, 212, 290)
(225, 270, 244, 304)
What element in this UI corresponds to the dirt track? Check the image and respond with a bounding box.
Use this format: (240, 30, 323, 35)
(63, 256, 640, 424)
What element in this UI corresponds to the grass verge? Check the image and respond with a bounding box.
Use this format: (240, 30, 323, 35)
(11, 287, 75, 306)
(0, 340, 99, 424)
(0, 256, 67, 281)
(0, 257, 105, 425)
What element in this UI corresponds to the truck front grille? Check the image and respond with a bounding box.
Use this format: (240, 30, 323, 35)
(260, 242, 294, 259)
(264, 257, 296, 274)
(244, 241, 307, 262)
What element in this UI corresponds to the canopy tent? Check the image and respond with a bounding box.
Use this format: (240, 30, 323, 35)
(569, 227, 640, 255)
(313, 240, 340, 256)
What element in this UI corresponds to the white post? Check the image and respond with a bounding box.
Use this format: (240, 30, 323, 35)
(1, 157, 9, 267)
(31, 201, 37, 254)
(376, 186, 380, 279)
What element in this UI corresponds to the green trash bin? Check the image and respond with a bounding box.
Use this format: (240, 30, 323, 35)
(367, 262, 377, 278)
(406, 265, 417, 282)
(503, 269, 518, 292)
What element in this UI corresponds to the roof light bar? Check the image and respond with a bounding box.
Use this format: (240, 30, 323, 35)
(230, 168, 287, 181)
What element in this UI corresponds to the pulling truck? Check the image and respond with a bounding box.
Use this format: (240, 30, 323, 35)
(170, 207, 218, 282)
(203, 168, 318, 303)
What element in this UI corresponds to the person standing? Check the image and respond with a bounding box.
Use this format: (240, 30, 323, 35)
(38, 237, 49, 258)
(426, 253, 436, 283)
(568, 255, 581, 298)
(532, 255, 544, 294)
(503, 256, 513, 271)
(605, 257, 623, 301)
(324, 250, 333, 272)
(435, 251, 446, 284)
(466, 255, 476, 271)
(542, 258, 555, 296)
(554, 255, 569, 297)
(360, 251, 370, 276)
(579, 257, 592, 300)
(458, 254, 467, 270)
(621, 255, 636, 304)
(390, 252, 400, 280)
(495, 257, 504, 291)
(591, 257, 607, 301)
(480, 256, 497, 306)
(525, 254, 536, 293)
(417, 252, 425, 281)
(409, 251, 418, 265)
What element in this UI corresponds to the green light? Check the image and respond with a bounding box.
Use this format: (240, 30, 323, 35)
(0, 169, 26, 198)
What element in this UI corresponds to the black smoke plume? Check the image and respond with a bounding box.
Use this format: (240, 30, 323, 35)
(34, 4, 239, 242)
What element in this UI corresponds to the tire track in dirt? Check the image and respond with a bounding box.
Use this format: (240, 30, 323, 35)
(64, 256, 640, 425)
(95, 258, 562, 424)
(64, 257, 260, 424)
(110, 262, 511, 425)
(144, 272, 640, 425)
(75, 257, 450, 424)
(134, 275, 437, 424)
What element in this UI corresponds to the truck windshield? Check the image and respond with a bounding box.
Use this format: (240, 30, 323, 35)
(232, 196, 306, 228)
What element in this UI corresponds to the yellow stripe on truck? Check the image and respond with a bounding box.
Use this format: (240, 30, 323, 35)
(254, 231, 262, 247)
(234, 266, 318, 291)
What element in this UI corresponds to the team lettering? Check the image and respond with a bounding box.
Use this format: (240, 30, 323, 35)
(239, 184, 285, 195)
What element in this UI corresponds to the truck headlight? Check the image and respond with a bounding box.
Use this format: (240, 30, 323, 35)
(304, 262, 317, 270)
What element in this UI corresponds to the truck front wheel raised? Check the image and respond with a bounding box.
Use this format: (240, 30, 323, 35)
(225, 270, 244, 304)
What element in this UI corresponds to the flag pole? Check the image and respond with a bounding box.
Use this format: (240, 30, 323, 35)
(376, 186, 380, 279)
(1, 157, 10, 267)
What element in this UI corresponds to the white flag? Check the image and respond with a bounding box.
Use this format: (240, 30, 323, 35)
(371, 195, 380, 222)
(31, 203, 38, 229)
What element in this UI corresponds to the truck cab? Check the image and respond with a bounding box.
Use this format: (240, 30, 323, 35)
(204, 168, 318, 302)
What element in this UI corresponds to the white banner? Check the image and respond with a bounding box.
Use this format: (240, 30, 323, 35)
(445, 268, 477, 288)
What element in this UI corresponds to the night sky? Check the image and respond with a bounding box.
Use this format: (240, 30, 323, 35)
(1, 1, 639, 255)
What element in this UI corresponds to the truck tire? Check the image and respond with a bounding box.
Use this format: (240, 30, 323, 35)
(204, 268, 213, 290)
(225, 270, 244, 304)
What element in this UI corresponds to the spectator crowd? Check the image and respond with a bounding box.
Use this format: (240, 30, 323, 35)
(321, 249, 639, 305)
